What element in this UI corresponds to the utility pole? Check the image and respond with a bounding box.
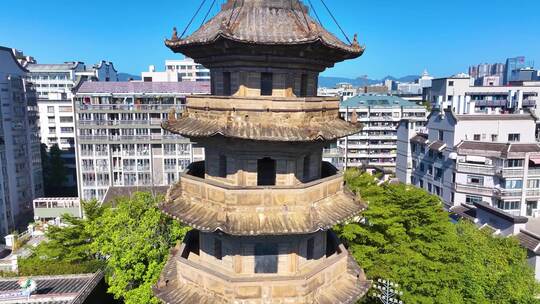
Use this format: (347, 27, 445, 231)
(372, 279, 403, 304)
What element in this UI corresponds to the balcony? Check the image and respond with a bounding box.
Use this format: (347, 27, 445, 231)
(454, 183, 495, 196)
(78, 104, 185, 112)
(499, 168, 524, 178)
(495, 187, 523, 198)
(456, 163, 496, 175)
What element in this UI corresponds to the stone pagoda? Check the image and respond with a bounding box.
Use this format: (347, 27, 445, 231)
(153, 1, 370, 303)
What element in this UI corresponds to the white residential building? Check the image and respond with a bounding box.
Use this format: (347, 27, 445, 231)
(423, 75, 540, 116)
(328, 94, 427, 171)
(27, 61, 118, 187)
(141, 58, 211, 82)
(317, 83, 358, 101)
(73, 81, 210, 201)
(397, 108, 540, 217)
(0, 46, 43, 237)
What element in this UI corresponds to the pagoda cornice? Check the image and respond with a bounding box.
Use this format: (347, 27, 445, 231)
(159, 164, 366, 235)
(163, 95, 362, 142)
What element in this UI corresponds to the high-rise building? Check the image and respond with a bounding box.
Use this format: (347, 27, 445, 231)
(397, 109, 540, 217)
(73, 81, 209, 201)
(505, 56, 527, 84)
(332, 94, 427, 171)
(0, 46, 43, 237)
(152, 1, 371, 302)
(27, 61, 118, 188)
(141, 58, 211, 82)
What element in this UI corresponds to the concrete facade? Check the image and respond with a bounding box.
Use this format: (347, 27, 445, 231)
(0, 47, 43, 238)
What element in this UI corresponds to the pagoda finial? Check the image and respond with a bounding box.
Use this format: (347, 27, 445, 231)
(171, 27, 178, 40)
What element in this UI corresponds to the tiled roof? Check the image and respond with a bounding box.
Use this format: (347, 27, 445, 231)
(0, 272, 102, 304)
(76, 81, 211, 95)
(165, 0, 363, 59)
(161, 183, 365, 236)
(26, 63, 81, 72)
(410, 134, 428, 144)
(474, 202, 528, 224)
(456, 141, 540, 157)
(428, 140, 446, 152)
(341, 94, 424, 108)
(517, 230, 540, 254)
(508, 144, 540, 153)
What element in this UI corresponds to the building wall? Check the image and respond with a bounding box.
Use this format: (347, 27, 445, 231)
(0, 47, 43, 237)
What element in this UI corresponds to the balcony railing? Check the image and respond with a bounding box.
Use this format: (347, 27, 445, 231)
(499, 168, 524, 177)
(78, 104, 185, 111)
(454, 183, 495, 196)
(456, 163, 496, 175)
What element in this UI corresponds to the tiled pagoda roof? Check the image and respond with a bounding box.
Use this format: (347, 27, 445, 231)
(165, 0, 363, 62)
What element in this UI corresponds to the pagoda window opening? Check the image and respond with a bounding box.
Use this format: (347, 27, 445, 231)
(218, 155, 227, 178)
(254, 243, 278, 273)
(300, 73, 308, 97)
(214, 238, 223, 260)
(306, 237, 315, 260)
(223, 72, 231, 96)
(260, 72, 273, 96)
(257, 157, 276, 186)
(303, 154, 311, 181)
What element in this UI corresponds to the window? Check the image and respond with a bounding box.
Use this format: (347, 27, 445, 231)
(300, 74, 308, 97)
(465, 195, 482, 204)
(467, 175, 484, 186)
(48, 117, 55, 123)
(505, 179, 523, 189)
(303, 154, 311, 181)
(438, 130, 444, 141)
(506, 159, 524, 168)
(419, 179, 424, 188)
(427, 165, 433, 176)
(448, 95, 453, 101)
(448, 81, 454, 86)
(47, 106, 54, 113)
(257, 157, 276, 186)
(218, 155, 227, 178)
(451, 192, 455, 203)
(260, 72, 273, 96)
(49, 127, 56, 134)
(223, 72, 231, 96)
(214, 238, 222, 260)
(411, 143, 417, 153)
(59, 106, 72, 112)
(420, 163, 425, 172)
(412, 160, 417, 169)
(427, 183, 432, 193)
(528, 179, 540, 189)
(435, 167, 443, 180)
(508, 133, 520, 142)
(60, 116, 73, 123)
(254, 243, 278, 273)
(306, 238, 315, 260)
(491, 134, 498, 142)
(497, 200, 520, 210)
(473, 134, 481, 141)
(434, 186, 441, 196)
(60, 127, 74, 133)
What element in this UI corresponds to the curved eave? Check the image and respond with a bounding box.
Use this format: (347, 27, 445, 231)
(162, 119, 363, 143)
(165, 34, 364, 61)
(159, 187, 366, 236)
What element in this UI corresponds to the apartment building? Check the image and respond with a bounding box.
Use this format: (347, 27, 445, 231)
(74, 81, 210, 201)
(331, 94, 427, 171)
(397, 108, 540, 217)
(27, 61, 118, 187)
(424, 74, 540, 117)
(141, 58, 211, 82)
(317, 83, 358, 101)
(0, 47, 43, 237)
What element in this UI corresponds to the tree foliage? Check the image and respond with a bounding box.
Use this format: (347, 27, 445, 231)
(338, 169, 539, 304)
(90, 192, 189, 304)
(40, 143, 71, 196)
(22, 192, 188, 304)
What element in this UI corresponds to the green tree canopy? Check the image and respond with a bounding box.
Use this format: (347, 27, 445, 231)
(90, 192, 189, 304)
(339, 169, 539, 304)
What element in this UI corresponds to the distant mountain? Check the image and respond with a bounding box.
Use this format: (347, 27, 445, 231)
(319, 75, 420, 88)
(118, 73, 141, 81)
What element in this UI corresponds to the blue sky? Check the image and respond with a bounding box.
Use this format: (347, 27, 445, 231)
(1, 0, 539, 79)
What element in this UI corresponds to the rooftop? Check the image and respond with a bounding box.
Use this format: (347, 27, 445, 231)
(26, 62, 82, 72)
(341, 94, 424, 108)
(456, 141, 540, 157)
(0, 271, 102, 304)
(76, 81, 210, 95)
